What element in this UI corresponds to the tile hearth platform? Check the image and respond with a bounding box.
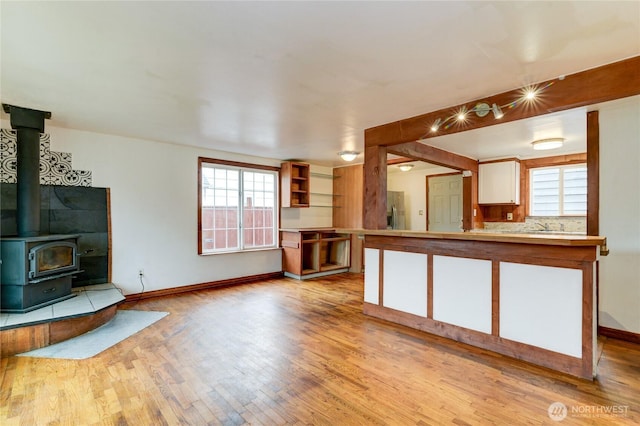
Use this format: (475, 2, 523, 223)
(1, 283, 125, 357)
(1, 283, 124, 330)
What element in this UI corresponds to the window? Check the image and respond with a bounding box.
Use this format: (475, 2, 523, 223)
(529, 164, 587, 216)
(198, 158, 278, 254)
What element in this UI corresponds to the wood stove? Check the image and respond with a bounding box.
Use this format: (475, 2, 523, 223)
(1, 234, 80, 312)
(0, 105, 80, 312)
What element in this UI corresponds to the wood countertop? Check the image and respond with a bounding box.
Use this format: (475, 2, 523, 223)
(280, 227, 340, 233)
(337, 228, 607, 249)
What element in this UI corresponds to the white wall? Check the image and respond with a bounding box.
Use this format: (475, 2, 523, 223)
(387, 166, 455, 231)
(1, 120, 285, 295)
(598, 96, 640, 334)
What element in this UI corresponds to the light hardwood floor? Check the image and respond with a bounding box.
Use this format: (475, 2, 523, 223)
(1, 273, 638, 425)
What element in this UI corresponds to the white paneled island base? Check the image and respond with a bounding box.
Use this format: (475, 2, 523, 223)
(356, 230, 606, 379)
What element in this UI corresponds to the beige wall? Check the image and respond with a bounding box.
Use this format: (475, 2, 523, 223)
(598, 96, 640, 334)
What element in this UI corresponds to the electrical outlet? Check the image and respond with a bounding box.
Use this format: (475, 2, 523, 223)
(507, 213, 513, 221)
(139, 269, 144, 277)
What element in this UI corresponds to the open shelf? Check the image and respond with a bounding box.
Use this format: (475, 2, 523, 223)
(281, 162, 310, 208)
(281, 229, 350, 279)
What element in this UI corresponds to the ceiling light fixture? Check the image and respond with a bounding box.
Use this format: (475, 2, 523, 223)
(398, 164, 414, 172)
(338, 151, 359, 162)
(531, 138, 564, 150)
(427, 81, 555, 136)
(491, 103, 504, 119)
(525, 89, 537, 100)
(430, 118, 442, 132)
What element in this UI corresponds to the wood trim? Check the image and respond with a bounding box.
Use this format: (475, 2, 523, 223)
(197, 157, 204, 254)
(598, 326, 640, 344)
(586, 111, 599, 235)
(364, 235, 599, 265)
(106, 188, 112, 283)
(386, 156, 414, 166)
(491, 261, 500, 336)
(581, 261, 595, 379)
(387, 141, 478, 172)
(378, 249, 384, 306)
(198, 156, 280, 172)
(520, 153, 587, 169)
(427, 254, 433, 319)
(462, 175, 472, 231)
(521, 153, 587, 217)
(365, 56, 640, 148)
(478, 157, 521, 165)
(425, 175, 429, 230)
(124, 271, 284, 302)
(363, 302, 591, 379)
(363, 145, 388, 229)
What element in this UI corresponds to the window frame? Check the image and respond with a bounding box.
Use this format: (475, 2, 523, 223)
(528, 162, 587, 217)
(198, 157, 280, 255)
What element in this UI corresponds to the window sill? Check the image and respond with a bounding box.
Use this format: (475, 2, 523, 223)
(199, 247, 281, 256)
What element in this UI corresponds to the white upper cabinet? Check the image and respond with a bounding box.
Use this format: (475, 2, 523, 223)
(478, 160, 520, 205)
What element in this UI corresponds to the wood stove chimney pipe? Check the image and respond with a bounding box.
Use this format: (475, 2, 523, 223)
(2, 104, 51, 237)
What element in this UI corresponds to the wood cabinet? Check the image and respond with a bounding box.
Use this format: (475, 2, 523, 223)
(478, 160, 520, 205)
(281, 229, 350, 279)
(281, 162, 310, 208)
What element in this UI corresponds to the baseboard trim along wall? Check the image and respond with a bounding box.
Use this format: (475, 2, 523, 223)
(124, 271, 285, 302)
(598, 326, 640, 345)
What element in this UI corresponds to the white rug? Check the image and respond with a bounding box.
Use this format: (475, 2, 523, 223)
(17, 310, 169, 360)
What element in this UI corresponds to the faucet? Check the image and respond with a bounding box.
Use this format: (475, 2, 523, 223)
(535, 222, 550, 232)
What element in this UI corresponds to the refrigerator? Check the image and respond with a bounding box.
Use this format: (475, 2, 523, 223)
(386, 191, 406, 230)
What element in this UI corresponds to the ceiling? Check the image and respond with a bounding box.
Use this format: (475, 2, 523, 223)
(1, 2, 639, 167)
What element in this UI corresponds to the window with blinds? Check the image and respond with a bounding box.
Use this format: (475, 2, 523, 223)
(530, 164, 587, 216)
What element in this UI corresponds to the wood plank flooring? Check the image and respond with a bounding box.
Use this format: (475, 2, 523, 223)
(1, 273, 639, 425)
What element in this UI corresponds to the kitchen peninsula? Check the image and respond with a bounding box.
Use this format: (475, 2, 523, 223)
(346, 229, 606, 379)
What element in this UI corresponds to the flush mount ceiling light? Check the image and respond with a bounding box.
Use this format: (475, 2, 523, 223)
(398, 164, 414, 172)
(338, 151, 359, 162)
(531, 137, 564, 150)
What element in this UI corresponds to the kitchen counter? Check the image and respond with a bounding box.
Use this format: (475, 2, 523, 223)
(338, 228, 606, 251)
(342, 228, 603, 379)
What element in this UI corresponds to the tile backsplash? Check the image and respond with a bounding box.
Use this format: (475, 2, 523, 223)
(483, 217, 586, 234)
(0, 128, 92, 186)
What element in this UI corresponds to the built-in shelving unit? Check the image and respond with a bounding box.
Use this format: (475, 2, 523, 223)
(281, 161, 310, 208)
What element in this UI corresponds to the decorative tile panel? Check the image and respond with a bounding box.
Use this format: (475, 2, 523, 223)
(0, 128, 92, 187)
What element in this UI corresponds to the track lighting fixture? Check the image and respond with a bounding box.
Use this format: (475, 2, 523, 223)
(427, 82, 552, 135)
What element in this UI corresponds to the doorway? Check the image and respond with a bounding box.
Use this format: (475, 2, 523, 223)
(427, 174, 463, 232)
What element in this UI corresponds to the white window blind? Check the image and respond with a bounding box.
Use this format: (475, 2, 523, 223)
(530, 164, 587, 216)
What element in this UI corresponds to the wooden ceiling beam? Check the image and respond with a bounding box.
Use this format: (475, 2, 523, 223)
(387, 141, 478, 172)
(365, 56, 640, 148)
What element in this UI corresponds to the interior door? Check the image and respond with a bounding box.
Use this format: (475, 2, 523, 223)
(428, 174, 463, 232)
